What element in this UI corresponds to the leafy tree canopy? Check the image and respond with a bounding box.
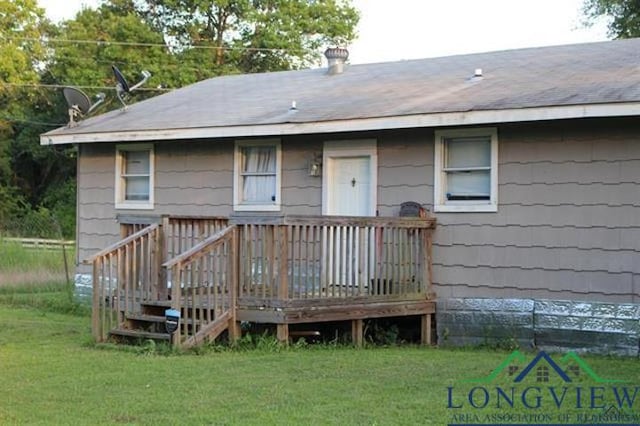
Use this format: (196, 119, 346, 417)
(583, 0, 640, 38)
(129, 0, 359, 73)
(0, 0, 360, 237)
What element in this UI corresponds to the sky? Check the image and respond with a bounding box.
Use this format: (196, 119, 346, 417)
(38, 0, 610, 64)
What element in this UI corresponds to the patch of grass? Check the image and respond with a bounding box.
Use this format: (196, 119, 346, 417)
(0, 240, 74, 287)
(1, 306, 639, 425)
(0, 282, 88, 316)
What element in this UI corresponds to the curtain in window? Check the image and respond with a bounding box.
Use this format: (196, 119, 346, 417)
(242, 146, 276, 203)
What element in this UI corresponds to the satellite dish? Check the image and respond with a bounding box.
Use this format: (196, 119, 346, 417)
(63, 87, 105, 127)
(112, 65, 130, 93)
(112, 65, 151, 109)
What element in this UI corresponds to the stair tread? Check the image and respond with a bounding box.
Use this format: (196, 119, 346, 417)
(110, 328, 171, 340)
(140, 300, 172, 308)
(126, 313, 204, 325)
(127, 314, 165, 323)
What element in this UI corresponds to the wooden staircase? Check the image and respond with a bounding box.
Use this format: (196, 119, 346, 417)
(89, 221, 238, 348)
(110, 299, 234, 347)
(110, 301, 172, 343)
(89, 215, 437, 348)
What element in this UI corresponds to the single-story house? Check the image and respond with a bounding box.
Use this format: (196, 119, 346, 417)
(41, 38, 640, 353)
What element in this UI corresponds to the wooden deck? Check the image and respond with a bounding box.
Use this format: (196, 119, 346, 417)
(87, 215, 436, 348)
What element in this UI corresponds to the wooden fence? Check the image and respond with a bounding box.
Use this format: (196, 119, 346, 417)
(3, 237, 75, 250)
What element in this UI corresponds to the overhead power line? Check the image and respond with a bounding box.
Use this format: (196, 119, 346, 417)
(4, 36, 305, 53)
(1, 82, 171, 92)
(0, 115, 65, 127)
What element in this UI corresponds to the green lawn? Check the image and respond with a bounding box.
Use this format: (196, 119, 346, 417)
(1, 297, 639, 425)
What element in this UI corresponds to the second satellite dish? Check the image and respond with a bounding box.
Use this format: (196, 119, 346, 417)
(63, 87, 105, 127)
(112, 65, 151, 109)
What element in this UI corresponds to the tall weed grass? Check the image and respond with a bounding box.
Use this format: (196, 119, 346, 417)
(0, 239, 73, 287)
(0, 240, 85, 315)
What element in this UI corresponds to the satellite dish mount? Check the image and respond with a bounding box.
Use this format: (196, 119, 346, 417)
(63, 87, 105, 127)
(112, 65, 151, 110)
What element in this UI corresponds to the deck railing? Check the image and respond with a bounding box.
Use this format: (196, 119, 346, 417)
(163, 225, 237, 347)
(87, 224, 162, 342)
(234, 215, 436, 303)
(92, 215, 435, 343)
(163, 216, 229, 259)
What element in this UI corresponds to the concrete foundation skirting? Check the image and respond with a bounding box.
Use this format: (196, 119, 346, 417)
(437, 298, 640, 356)
(74, 274, 93, 303)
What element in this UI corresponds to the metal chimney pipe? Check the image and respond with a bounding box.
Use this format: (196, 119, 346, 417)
(324, 47, 349, 75)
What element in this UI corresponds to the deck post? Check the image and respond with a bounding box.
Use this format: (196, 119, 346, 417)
(170, 264, 181, 347)
(277, 225, 289, 300)
(158, 216, 170, 301)
(91, 259, 101, 342)
(352, 319, 364, 347)
(421, 314, 432, 346)
(228, 226, 241, 342)
(277, 324, 289, 344)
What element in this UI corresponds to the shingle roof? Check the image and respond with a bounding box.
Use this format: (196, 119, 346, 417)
(43, 38, 640, 142)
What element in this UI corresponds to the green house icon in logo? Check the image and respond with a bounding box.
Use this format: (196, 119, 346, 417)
(462, 350, 626, 384)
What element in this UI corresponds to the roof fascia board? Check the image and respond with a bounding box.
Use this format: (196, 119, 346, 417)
(40, 102, 640, 145)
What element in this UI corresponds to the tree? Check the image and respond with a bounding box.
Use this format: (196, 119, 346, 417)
(582, 0, 640, 38)
(1, 0, 360, 237)
(131, 0, 360, 74)
(0, 0, 51, 228)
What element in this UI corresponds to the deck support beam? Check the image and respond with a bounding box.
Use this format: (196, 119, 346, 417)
(352, 319, 363, 347)
(228, 321, 241, 342)
(421, 313, 433, 346)
(277, 324, 289, 344)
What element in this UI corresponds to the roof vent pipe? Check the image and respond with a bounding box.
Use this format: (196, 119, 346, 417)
(325, 47, 349, 75)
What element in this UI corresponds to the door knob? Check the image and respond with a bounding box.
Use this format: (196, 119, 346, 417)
(351, 178, 356, 187)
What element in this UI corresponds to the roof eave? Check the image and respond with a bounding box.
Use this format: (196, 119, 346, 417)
(40, 102, 640, 146)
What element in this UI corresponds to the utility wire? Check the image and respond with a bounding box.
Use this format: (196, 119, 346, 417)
(4, 35, 306, 53)
(0, 115, 66, 127)
(1, 82, 172, 92)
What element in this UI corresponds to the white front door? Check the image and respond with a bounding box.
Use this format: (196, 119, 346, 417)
(326, 156, 373, 216)
(323, 139, 377, 216)
(321, 141, 377, 291)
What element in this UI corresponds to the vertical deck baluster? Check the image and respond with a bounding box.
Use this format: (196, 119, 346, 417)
(399, 227, 405, 295)
(389, 227, 395, 295)
(357, 226, 364, 296)
(244, 224, 251, 297)
(107, 254, 114, 330)
(304, 225, 310, 299)
(296, 225, 302, 299)
(133, 237, 139, 309)
(191, 257, 197, 338)
(122, 245, 130, 315)
(217, 243, 223, 315)
(115, 248, 122, 323)
(204, 250, 210, 324)
(262, 225, 269, 299)
(321, 225, 326, 297)
(330, 226, 336, 297)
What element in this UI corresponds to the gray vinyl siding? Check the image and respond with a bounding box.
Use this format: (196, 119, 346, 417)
(434, 119, 640, 303)
(76, 118, 640, 303)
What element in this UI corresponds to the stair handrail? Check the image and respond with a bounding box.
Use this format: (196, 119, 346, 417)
(163, 224, 237, 346)
(83, 223, 160, 264)
(162, 224, 236, 269)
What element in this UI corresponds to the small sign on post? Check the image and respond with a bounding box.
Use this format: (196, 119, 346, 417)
(165, 309, 180, 334)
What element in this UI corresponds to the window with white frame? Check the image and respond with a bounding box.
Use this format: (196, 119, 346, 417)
(115, 145, 154, 209)
(234, 139, 281, 211)
(434, 128, 498, 212)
